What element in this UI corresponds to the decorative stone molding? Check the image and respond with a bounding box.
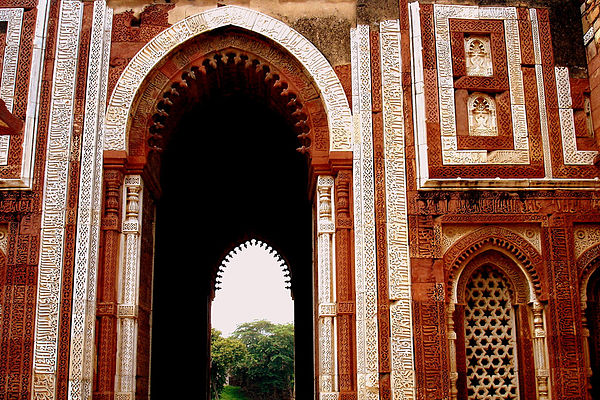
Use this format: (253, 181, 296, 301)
(574, 224, 600, 259)
(115, 175, 144, 399)
(380, 19, 416, 400)
(32, 1, 83, 398)
(67, 2, 112, 400)
(529, 9, 554, 178)
(0, 8, 23, 166)
(352, 23, 380, 399)
(104, 5, 352, 154)
(555, 66, 598, 165)
(0, 0, 56, 188)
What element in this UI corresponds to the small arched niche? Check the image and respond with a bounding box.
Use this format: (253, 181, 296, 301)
(465, 35, 493, 77)
(448, 249, 549, 400)
(467, 93, 498, 137)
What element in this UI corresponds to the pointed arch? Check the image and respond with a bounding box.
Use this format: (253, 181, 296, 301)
(578, 243, 600, 301)
(444, 226, 545, 303)
(104, 5, 352, 154)
(577, 243, 600, 399)
(445, 227, 550, 400)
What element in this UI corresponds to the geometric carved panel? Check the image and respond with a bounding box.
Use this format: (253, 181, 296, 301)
(555, 67, 598, 165)
(464, 267, 520, 400)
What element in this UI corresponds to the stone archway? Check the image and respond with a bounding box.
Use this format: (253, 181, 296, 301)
(103, 5, 352, 154)
(92, 6, 354, 400)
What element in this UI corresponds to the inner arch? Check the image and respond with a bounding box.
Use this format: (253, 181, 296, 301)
(212, 239, 293, 336)
(214, 239, 292, 297)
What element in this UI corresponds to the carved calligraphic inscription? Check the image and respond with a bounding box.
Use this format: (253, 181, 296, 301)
(352, 24, 380, 399)
(380, 19, 416, 400)
(67, 3, 112, 400)
(32, 2, 83, 399)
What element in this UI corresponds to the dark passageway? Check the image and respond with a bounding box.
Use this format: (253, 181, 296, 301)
(150, 94, 313, 399)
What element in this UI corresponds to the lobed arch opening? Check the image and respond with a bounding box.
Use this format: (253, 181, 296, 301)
(129, 26, 334, 184)
(454, 250, 533, 307)
(444, 226, 546, 304)
(445, 232, 551, 400)
(213, 238, 293, 300)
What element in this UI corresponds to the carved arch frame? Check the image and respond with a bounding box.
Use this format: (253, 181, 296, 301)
(445, 226, 545, 304)
(578, 243, 600, 304)
(104, 5, 353, 155)
(444, 226, 551, 400)
(577, 243, 600, 397)
(98, 6, 354, 400)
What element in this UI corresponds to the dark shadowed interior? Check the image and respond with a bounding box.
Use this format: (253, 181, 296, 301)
(150, 93, 313, 399)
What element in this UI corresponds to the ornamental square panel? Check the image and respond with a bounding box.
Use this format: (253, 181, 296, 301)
(411, 4, 548, 181)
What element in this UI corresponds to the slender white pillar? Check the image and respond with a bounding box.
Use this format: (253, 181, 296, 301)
(317, 176, 339, 400)
(115, 175, 144, 400)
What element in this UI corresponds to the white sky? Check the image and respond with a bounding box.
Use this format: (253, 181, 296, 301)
(211, 242, 294, 337)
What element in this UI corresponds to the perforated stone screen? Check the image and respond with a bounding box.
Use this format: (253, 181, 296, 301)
(464, 267, 520, 400)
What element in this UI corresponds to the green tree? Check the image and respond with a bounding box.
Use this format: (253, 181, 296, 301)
(211, 329, 247, 399)
(232, 321, 294, 400)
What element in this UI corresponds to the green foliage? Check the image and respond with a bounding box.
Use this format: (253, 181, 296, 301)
(231, 320, 294, 400)
(218, 386, 249, 400)
(211, 329, 248, 400)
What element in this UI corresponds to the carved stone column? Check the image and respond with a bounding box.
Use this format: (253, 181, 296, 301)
(531, 301, 550, 400)
(334, 170, 357, 399)
(317, 176, 339, 399)
(115, 175, 144, 400)
(581, 299, 594, 398)
(95, 166, 123, 398)
(447, 303, 458, 400)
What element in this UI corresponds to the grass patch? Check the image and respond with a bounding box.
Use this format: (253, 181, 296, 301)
(219, 386, 249, 400)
